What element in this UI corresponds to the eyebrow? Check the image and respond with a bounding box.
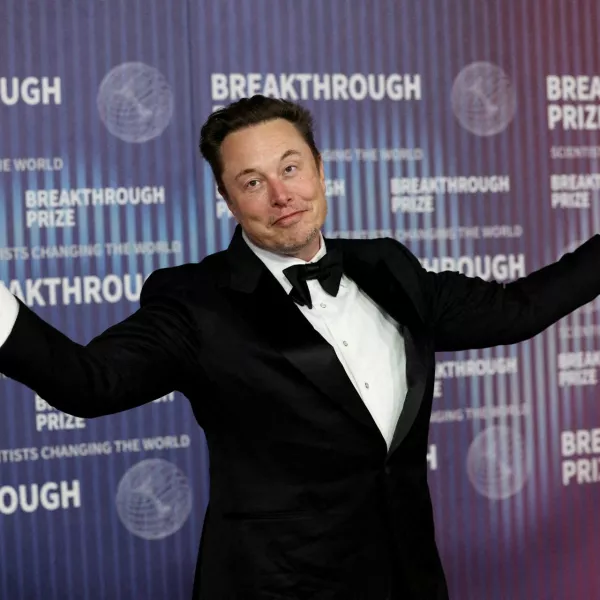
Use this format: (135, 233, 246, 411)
(233, 149, 302, 181)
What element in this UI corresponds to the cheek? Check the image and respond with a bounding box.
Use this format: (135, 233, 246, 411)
(294, 179, 322, 200)
(233, 197, 266, 220)
(234, 197, 260, 217)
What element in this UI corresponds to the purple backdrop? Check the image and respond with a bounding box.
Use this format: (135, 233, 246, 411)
(0, 1, 599, 598)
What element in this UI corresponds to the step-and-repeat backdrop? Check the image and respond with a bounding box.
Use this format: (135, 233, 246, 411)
(1, 1, 599, 598)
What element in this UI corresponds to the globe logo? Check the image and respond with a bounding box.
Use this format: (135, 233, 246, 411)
(451, 62, 516, 136)
(97, 62, 173, 143)
(466, 425, 530, 500)
(115, 458, 192, 540)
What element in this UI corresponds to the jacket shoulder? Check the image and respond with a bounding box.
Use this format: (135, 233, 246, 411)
(140, 251, 228, 302)
(335, 235, 421, 265)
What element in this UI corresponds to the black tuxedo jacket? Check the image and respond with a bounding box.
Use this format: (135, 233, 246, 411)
(1, 227, 600, 600)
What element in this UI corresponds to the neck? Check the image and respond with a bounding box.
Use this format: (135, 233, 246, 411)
(288, 236, 321, 262)
(242, 229, 323, 262)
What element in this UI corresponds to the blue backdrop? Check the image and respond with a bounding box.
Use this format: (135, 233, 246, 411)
(1, 1, 599, 598)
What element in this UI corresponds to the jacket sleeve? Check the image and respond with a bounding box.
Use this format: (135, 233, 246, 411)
(0, 268, 199, 418)
(395, 235, 600, 352)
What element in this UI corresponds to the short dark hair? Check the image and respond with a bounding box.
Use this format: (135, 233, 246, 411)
(199, 95, 321, 186)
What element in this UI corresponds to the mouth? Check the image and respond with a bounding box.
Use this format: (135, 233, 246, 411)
(273, 210, 306, 226)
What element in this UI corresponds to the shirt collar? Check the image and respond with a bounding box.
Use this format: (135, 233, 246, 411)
(242, 229, 327, 294)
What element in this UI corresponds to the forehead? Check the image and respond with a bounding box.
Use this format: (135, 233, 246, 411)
(220, 119, 309, 170)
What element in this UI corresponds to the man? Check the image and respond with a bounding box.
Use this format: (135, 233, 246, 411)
(0, 94, 599, 599)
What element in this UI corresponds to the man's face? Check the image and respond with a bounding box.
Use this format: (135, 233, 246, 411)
(218, 118, 327, 260)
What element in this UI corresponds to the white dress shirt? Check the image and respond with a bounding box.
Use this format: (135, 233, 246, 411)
(243, 231, 408, 448)
(0, 233, 409, 448)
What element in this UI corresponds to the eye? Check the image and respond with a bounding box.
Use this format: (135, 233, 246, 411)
(283, 164, 297, 174)
(245, 179, 260, 190)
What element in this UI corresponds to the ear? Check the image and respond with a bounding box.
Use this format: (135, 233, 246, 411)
(317, 155, 326, 193)
(218, 184, 240, 221)
(218, 184, 231, 205)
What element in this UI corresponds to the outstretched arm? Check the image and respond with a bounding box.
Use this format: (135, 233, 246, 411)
(396, 235, 600, 352)
(0, 269, 199, 418)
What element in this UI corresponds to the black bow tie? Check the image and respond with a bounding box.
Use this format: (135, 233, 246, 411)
(283, 248, 343, 309)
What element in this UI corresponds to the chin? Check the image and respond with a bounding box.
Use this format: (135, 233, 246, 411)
(279, 227, 319, 253)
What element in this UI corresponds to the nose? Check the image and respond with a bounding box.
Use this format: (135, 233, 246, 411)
(267, 177, 291, 206)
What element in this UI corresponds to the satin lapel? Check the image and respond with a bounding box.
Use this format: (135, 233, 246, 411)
(222, 228, 381, 438)
(388, 324, 429, 455)
(339, 241, 431, 456)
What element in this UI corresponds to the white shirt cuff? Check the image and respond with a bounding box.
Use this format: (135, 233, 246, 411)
(0, 283, 19, 347)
